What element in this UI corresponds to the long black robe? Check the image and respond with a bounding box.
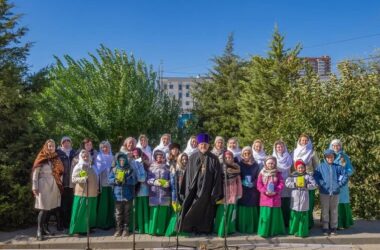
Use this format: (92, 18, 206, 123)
(178, 151, 223, 233)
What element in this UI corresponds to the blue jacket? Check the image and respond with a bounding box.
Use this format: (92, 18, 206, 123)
(109, 153, 137, 201)
(313, 161, 348, 196)
(333, 151, 354, 203)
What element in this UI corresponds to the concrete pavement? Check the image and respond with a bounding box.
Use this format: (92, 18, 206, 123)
(1, 219, 380, 249)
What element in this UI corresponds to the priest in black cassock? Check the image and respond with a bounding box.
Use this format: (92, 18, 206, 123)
(178, 133, 223, 234)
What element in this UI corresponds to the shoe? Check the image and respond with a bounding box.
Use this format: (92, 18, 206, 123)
(114, 230, 122, 237)
(322, 229, 329, 236)
(42, 224, 55, 236)
(330, 228, 337, 235)
(122, 230, 129, 237)
(36, 230, 43, 241)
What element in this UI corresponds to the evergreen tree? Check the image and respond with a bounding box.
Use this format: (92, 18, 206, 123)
(238, 26, 303, 147)
(36, 45, 180, 147)
(192, 33, 247, 140)
(0, 0, 38, 229)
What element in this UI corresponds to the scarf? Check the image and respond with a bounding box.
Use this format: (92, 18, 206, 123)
(272, 143, 293, 170)
(184, 138, 199, 157)
(241, 146, 255, 165)
(293, 140, 314, 165)
(223, 161, 241, 179)
(136, 142, 152, 160)
(252, 148, 266, 166)
(33, 140, 64, 194)
(260, 167, 278, 184)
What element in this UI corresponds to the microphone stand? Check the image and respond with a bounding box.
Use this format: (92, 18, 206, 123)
(85, 177, 91, 250)
(223, 163, 228, 250)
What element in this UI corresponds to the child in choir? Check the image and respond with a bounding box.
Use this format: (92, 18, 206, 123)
(257, 156, 285, 237)
(214, 150, 242, 237)
(108, 153, 137, 237)
(147, 150, 171, 236)
(286, 160, 316, 237)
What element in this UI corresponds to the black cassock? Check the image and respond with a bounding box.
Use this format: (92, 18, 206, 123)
(178, 151, 223, 233)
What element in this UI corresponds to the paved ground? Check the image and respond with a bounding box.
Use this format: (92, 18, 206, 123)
(1, 219, 380, 249)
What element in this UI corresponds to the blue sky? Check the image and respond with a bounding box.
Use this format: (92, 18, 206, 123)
(14, 0, 380, 76)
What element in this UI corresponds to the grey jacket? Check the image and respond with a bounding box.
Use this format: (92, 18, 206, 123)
(285, 173, 316, 211)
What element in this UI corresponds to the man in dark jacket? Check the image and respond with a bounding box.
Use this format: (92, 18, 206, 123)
(56, 136, 76, 230)
(179, 133, 223, 234)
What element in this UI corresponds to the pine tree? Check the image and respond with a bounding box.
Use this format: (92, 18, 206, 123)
(238, 26, 303, 147)
(0, 0, 38, 229)
(192, 33, 247, 140)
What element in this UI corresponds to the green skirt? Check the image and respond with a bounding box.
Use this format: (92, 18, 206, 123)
(69, 196, 97, 235)
(338, 203, 354, 229)
(308, 189, 315, 228)
(134, 196, 150, 233)
(281, 197, 291, 227)
(289, 210, 309, 237)
(236, 205, 259, 234)
(148, 205, 171, 236)
(165, 210, 178, 237)
(96, 186, 115, 229)
(213, 204, 237, 237)
(257, 206, 285, 238)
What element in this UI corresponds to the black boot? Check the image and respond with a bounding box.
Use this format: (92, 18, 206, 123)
(55, 209, 64, 231)
(122, 224, 129, 237)
(36, 211, 44, 241)
(42, 211, 54, 236)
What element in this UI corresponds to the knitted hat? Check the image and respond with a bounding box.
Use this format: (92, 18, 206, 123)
(294, 159, 306, 169)
(153, 150, 165, 160)
(61, 136, 71, 145)
(197, 133, 210, 144)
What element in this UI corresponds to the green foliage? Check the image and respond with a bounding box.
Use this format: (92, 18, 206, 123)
(192, 34, 247, 140)
(0, 0, 43, 229)
(238, 26, 303, 146)
(36, 45, 180, 148)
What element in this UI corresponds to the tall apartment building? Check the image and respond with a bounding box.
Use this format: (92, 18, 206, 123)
(299, 56, 331, 78)
(159, 76, 209, 114)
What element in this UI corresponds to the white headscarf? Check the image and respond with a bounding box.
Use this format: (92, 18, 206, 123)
(78, 149, 90, 167)
(153, 134, 171, 159)
(95, 141, 113, 175)
(272, 140, 292, 182)
(293, 136, 314, 165)
(227, 137, 241, 159)
(184, 136, 199, 157)
(252, 139, 266, 167)
(136, 134, 152, 162)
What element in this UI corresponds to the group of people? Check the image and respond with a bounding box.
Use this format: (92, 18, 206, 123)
(31, 132, 354, 241)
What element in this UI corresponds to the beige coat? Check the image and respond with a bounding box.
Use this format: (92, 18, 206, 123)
(72, 163, 98, 197)
(32, 162, 61, 210)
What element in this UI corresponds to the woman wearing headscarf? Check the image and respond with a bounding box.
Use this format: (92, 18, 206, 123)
(236, 146, 261, 234)
(69, 150, 99, 235)
(329, 139, 354, 229)
(71, 138, 98, 175)
(227, 137, 242, 161)
(183, 136, 199, 157)
(211, 136, 225, 164)
(136, 134, 153, 163)
(293, 133, 319, 228)
(32, 139, 64, 241)
(95, 141, 115, 229)
(120, 137, 137, 158)
(152, 133, 171, 160)
(252, 139, 267, 169)
(272, 140, 293, 227)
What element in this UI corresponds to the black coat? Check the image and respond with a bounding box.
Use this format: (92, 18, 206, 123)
(178, 151, 223, 233)
(56, 148, 76, 188)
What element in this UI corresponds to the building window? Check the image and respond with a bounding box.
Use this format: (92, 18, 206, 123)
(179, 92, 182, 98)
(186, 101, 190, 106)
(186, 84, 190, 89)
(178, 84, 182, 90)
(186, 92, 190, 97)
(169, 84, 173, 89)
